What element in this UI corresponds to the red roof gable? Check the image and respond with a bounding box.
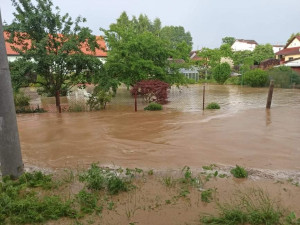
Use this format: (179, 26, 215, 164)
(275, 47, 300, 56)
(3, 32, 107, 57)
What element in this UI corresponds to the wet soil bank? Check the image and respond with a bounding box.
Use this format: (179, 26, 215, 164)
(24, 165, 299, 225)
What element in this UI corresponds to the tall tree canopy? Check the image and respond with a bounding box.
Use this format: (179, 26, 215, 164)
(101, 12, 189, 88)
(160, 26, 193, 60)
(222, 36, 236, 46)
(5, 0, 102, 112)
(252, 44, 274, 65)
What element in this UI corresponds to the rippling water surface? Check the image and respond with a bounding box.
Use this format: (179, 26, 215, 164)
(18, 85, 300, 170)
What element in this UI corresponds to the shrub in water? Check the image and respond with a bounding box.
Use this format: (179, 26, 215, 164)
(14, 91, 30, 108)
(206, 102, 220, 109)
(212, 63, 231, 84)
(243, 69, 268, 87)
(230, 165, 248, 178)
(144, 102, 163, 111)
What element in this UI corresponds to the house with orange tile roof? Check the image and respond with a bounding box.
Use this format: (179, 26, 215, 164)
(3, 32, 107, 62)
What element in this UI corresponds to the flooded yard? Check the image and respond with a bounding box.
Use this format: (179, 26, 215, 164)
(17, 85, 300, 171)
(14, 84, 300, 224)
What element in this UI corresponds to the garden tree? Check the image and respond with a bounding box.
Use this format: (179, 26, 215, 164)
(252, 44, 274, 65)
(101, 12, 186, 88)
(232, 50, 253, 66)
(219, 44, 233, 58)
(243, 69, 268, 87)
(5, 0, 102, 112)
(212, 62, 231, 84)
(9, 58, 36, 92)
(196, 47, 221, 79)
(0, 11, 24, 178)
(286, 32, 300, 44)
(222, 36, 235, 46)
(160, 26, 193, 60)
(131, 80, 170, 104)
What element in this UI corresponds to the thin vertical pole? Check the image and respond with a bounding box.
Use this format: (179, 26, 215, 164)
(134, 91, 137, 112)
(266, 80, 274, 109)
(202, 84, 206, 110)
(56, 90, 62, 113)
(0, 11, 24, 178)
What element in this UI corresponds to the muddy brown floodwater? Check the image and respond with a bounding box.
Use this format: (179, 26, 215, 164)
(17, 85, 300, 171)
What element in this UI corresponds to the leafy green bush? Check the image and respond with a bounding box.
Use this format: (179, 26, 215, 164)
(144, 102, 163, 111)
(87, 86, 112, 110)
(14, 91, 30, 108)
(243, 69, 268, 87)
(267, 66, 300, 88)
(206, 102, 220, 109)
(79, 164, 131, 194)
(230, 165, 248, 178)
(212, 63, 231, 84)
(224, 76, 241, 85)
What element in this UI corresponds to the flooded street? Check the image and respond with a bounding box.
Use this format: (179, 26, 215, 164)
(17, 85, 300, 171)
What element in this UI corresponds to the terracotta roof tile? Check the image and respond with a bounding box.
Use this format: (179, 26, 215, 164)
(275, 47, 300, 56)
(3, 32, 107, 57)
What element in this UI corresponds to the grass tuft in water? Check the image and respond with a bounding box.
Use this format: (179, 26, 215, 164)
(200, 188, 299, 225)
(231, 165, 248, 178)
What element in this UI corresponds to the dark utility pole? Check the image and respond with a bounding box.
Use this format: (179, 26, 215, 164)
(0, 11, 24, 178)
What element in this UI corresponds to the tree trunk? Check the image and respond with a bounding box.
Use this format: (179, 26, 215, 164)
(55, 90, 62, 113)
(0, 11, 24, 178)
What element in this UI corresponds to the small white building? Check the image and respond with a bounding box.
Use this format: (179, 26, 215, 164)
(231, 39, 258, 52)
(272, 45, 284, 54)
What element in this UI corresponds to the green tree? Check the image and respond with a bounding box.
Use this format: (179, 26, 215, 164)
(243, 69, 268, 87)
(160, 25, 193, 60)
(5, 0, 102, 112)
(101, 12, 186, 87)
(232, 50, 253, 66)
(252, 44, 274, 65)
(222, 36, 235, 46)
(212, 63, 231, 84)
(219, 44, 233, 58)
(9, 58, 36, 92)
(197, 47, 221, 79)
(286, 32, 300, 44)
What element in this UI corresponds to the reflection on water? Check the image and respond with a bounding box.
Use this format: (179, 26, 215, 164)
(18, 85, 300, 170)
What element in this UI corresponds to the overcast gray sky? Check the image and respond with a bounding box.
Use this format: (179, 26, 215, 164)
(2, 0, 300, 49)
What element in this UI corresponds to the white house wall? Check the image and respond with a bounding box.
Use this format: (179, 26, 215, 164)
(232, 41, 256, 51)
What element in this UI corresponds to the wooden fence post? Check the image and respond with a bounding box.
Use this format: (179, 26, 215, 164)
(266, 80, 274, 109)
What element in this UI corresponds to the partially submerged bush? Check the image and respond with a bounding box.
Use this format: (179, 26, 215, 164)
(87, 86, 112, 110)
(243, 69, 268, 87)
(267, 66, 300, 88)
(212, 63, 231, 84)
(144, 102, 163, 111)
(14, 91, 30, 108)
(131, 80, 170, 104)
(206, 102, 220, 109)
(231, 165, 248, 178)
(224, 76, 241, 85)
